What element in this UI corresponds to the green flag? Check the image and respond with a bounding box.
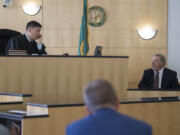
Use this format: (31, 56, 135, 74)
(78, 0, 89, 56)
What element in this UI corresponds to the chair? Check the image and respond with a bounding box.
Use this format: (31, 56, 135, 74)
(94, 46, 103, 56)
(0, 29, 21, 55)
(10, 122, 21, 135)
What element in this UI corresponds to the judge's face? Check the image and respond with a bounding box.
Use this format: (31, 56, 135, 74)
(28, 27, 42, 40)
(152, 56, 164, 71)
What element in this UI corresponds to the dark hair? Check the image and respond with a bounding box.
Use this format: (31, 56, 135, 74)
(26, 21, 42, 30)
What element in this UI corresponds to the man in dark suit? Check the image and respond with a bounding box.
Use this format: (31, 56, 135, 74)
(139, 53, 180, 89)
(66, 80, 152, 135)
(6, 20, 47, 55)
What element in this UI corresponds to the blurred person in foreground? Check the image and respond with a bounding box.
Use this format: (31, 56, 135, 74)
(66, 79, 152, 135)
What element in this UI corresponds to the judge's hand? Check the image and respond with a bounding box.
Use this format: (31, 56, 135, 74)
(35, 35, 42, 45)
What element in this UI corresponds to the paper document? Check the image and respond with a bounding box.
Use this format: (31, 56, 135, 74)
(9, 110, 27, 114)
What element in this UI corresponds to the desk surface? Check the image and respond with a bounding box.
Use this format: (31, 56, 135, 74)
(27, 96, 180, 108)
(0, 55, 129, 58)
(0, 92, 32, 97)
(128, 88, 180, 91)
(0, 109, 49, 120)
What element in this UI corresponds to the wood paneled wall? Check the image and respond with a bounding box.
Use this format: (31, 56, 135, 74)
(0, 57, 128, 103)
(0, 0, 167, 88)
(43, 0, 167, 88)
(0, 0, 42, 33)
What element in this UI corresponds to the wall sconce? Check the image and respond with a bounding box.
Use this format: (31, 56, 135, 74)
(137, 26, 157, 40)
(22, 2, 41, 16)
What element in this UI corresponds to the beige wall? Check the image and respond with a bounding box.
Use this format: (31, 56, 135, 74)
(0, 0, 42, 33)
(0, 0, 167, 88)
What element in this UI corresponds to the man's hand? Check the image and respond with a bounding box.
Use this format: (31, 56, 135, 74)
(35, 35, 42, 44)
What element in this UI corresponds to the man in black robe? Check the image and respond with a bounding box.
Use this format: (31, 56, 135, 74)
(6, 20, 47, 55)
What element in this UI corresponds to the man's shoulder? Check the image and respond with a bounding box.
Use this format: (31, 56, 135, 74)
(9, 34, 25, 41)
(144, 68, 153, 71)
(67, 112, 151, 129)
(66, 115, 92, 135)
(144, 68, 153, 74)
(119, 113, 151, 128)
(66, 112, 152, 135)
(67, 115, 91, 128)
(164, 67, 177, 74)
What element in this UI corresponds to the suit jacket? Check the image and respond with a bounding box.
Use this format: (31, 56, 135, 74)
(66, 108, 152, 135)
(138, 68, 180, 89)
(6, 34, 47, 55)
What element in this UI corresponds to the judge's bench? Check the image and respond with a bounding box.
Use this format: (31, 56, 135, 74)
(0, 55, 180, 135)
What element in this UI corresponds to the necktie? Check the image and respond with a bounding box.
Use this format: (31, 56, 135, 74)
(154, 71, 159, 89)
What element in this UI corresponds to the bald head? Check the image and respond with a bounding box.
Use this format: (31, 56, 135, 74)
(83, 80, 118, 113)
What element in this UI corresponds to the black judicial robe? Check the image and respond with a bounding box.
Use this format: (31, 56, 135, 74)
(6, 34, 47, 55)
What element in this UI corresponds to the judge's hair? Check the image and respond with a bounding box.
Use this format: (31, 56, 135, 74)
(26, 21, 42, 30)
(154, 53, 166, 65)
(83, 79, 118, 113)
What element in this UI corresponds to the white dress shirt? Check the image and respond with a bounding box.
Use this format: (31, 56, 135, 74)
(25, 33, 31, 42)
